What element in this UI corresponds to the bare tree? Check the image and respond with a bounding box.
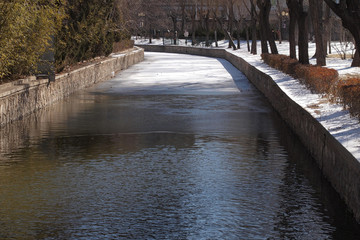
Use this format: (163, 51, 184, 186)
(211, 0, 223, 47)
(213, 0, 237, 49)
(180, 0, 187, 34)
(127, 0, 167, 42)
(234, 2, 246, 49)
(199, 0, 213, 46)
(116, 0, 142, 37)
(186, 0, 199, 45)
(163, 0, 182, 44)
(215, 0, 237, 49)
(226, 0, 236, 48)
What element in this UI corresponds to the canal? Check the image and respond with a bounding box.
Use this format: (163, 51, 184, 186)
(0, 52, 359, 239)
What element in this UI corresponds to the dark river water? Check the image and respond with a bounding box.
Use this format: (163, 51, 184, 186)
(0, 52, 359, 239)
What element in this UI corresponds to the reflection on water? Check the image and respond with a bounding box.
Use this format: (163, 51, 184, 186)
(0, 52, 359, 239)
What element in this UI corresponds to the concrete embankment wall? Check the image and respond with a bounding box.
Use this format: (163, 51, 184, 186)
(138, 44, 360, 223)
(0, 47, 144, 126)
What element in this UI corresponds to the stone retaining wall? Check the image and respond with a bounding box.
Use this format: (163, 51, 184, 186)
(0, 47, 144, 126)
(138, 44, 360, 223)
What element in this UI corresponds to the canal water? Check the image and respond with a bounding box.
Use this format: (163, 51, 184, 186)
(0, 52, 359, 239)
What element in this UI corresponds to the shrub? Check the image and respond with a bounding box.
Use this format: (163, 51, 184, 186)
(301, 66, 339, 94)
(261, 53, 299, 75)
(262, 53, 339, 94)
(113, 40, 134, 53)
(338, 77, 360, 117)
(269, 54, 286, 70)
(261, 53, 271, 64)
(294, 64, 309, 81)
(262, 53, 360, 120)
(281, 57, 299, 75)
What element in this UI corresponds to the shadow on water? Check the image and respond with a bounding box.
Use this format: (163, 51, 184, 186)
(269, 111, 360, 239)
(217, 58, 255, 92)
(36, 132, 196, 160)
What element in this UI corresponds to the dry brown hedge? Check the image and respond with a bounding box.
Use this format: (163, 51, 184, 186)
(261, 53, 360, 119)
(296, 65, 338, 94)
(338, 77, 360, 117)
(261, 53, 338, 95)
(261, 53, 299, 75)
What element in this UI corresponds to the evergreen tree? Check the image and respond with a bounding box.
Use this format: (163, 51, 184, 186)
(55, 0, 121, 71)
(0, 0, 64, 79)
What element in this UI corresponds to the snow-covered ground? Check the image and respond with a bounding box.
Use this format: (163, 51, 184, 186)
(135, 38, 360, 160)
(134, 37, 357, 75)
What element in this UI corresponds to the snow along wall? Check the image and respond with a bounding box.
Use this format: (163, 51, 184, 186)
(137, 44, 360, 223)
(0, 47, 144, 126)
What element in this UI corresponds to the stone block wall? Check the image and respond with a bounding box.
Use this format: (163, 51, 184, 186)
(0, 47, 144, 126)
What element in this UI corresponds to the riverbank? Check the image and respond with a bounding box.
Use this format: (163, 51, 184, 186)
(136, 43, 360, 223)
(0, 47, 144, 127)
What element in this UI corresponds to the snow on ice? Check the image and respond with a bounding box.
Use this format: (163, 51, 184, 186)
(135, 38, 360, 160)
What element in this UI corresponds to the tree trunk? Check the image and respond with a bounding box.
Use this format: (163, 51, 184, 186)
(276, 0, 282, 44)
(251, 25, 257, 54)
(216, 16, 237, 50)
(298, 9, 309, 64)
(264, 0, 278, 54)
(149, 23, 152, 44)
(324, 4, 332, 54)
(205, 11, 210, 47)
(228, 3, 234, 49)
(353, 48, 360, 67)
(206, 31, 210, 47)
(310, 0, 326, 66)
(215, 30, 218, 47)
(181, 3, 186, 34)
(258, 1, 269, 54)
(287, 0, 297, 59)
(250, 1, 257, 55)
(323, 0, 360, 67)
(259, 19, 268, 53)
(246, 25, 250, 52)
(172, 16, 177, 45)
(225, 29, 237, 50)
(288, 0, 309, 64)
(257, 0, 278, 54)
(191, 13, 196, 45)
(344, 23, 360, 67)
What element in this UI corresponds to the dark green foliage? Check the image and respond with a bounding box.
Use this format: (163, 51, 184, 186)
(0, 0, 64, 80)
(55, 0, 123, 72)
